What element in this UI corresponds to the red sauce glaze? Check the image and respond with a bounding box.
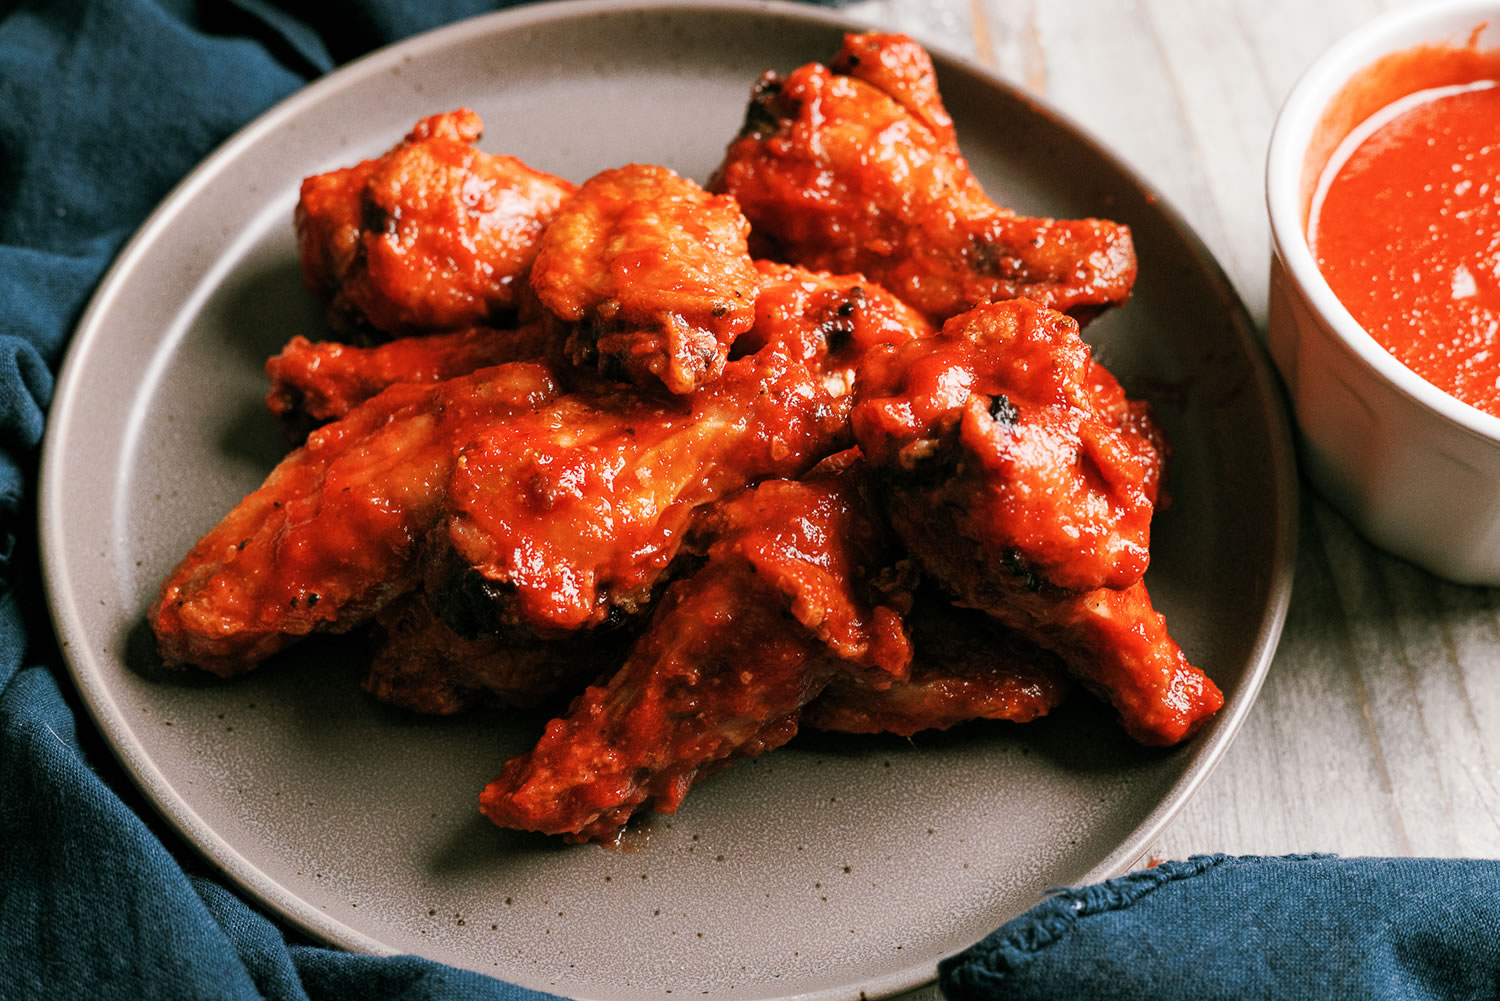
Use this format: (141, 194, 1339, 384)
(1310, 71, 1500, 415)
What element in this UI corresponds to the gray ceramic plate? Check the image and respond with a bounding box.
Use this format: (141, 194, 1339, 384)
(38, 2, 1296, 999)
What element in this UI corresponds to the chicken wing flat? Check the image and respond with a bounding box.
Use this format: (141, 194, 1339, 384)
(362, 593, 628, 715)
(711, 33, 1136, 325)
(150, 361, 563, 675)
(296, 109, 576, 338)
(425, 343, 849, 639)
(804, 596, 1069, 736)
(479, 468, 911, 842)
(422, 263, 929, 640)
(530, 164, 759, 394)
(265, 324, 559, 428)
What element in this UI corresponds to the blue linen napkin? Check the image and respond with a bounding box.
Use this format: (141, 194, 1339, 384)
(5, 3, 1499, 1000)
(939, 854, 1500, 1001)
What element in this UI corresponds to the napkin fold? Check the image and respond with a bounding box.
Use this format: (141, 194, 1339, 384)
(6, 3, 1499, 1001)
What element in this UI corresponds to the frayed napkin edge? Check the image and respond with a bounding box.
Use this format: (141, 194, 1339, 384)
(937, 852, 1339, 997)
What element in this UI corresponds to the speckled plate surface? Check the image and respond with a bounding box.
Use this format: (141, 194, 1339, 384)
(38, 2, 1296, 999)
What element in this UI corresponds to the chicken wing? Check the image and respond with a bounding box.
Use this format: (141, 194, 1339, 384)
(530, 164, 759, 394)
(854, 297, 1162, 593)
(711, 33, 1136, 324)
(851, 297, 1218, 744)
(295, 109, 576, 338)
(150, 361, 564, 675)
(479, 466, 911, 842)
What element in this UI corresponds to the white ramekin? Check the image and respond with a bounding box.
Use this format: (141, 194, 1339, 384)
(1266, 1, 1500, 583)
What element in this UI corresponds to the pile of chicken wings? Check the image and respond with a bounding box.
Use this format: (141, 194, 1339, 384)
(150, 33, 1221, 843)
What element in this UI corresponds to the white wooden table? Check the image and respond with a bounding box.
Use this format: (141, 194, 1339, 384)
(842, 0, 1500, 869)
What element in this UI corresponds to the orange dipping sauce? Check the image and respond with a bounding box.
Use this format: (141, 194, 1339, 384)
(1310, 79, 1500, 415)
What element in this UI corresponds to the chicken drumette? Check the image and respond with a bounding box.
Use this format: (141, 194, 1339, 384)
(712, 33, 1137, 325)
(296, 108, 576, 338)
(855, 297, 1162, 593)
(529, 164, 760, 394)
(851, 297, 1220, 744)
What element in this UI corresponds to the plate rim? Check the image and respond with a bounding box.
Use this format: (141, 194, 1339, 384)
(37, 1, 1299, 997)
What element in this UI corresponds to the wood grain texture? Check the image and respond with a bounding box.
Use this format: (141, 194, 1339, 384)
(843, 0, 1500, 872)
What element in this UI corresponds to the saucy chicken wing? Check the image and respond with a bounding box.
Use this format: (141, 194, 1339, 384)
(854, 297, 1162, 593)
(296, 109, 576, 338)
(851, 297, 1217, 744)
(530, 164, 759, 394)
(150, 361, 563, 675)
(712, 33, 1137, 325)
(479, 466, 911, 842)
(425, 344, 848, 638)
